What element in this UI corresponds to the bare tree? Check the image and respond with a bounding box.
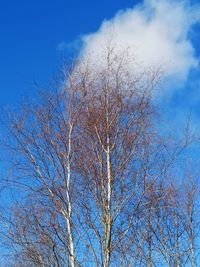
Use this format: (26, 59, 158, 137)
(70, 47, 190, 266)
(3, 71, 87, 266)
(182, 170, 200, 267)
(2, 46, 197, 267)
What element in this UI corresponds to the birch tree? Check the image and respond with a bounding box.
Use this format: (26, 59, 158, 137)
(2, 46, 196, 267)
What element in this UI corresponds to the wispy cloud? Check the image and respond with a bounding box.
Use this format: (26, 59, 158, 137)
(57, 39, 83, 55)
(80, 0, 200, 86)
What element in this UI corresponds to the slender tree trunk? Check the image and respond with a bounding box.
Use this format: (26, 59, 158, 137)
(147, 207, 153, 267)
(175, 215, 181, 267)
(67, 217, 75, 267)
(105, 136, 112, 267)
(105, 88, 112, 267)
(189, 207, 195, 267)
(66, 124, 75, 267)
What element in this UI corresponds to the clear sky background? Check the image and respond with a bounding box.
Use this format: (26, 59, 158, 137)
(0, 0, 138, 104)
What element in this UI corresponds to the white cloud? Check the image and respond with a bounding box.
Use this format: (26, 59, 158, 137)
(80, 0, 200, 87)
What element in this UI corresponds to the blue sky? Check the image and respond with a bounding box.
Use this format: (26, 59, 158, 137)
(0, 0, 138, 105)
(0, 0, 200, 129)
